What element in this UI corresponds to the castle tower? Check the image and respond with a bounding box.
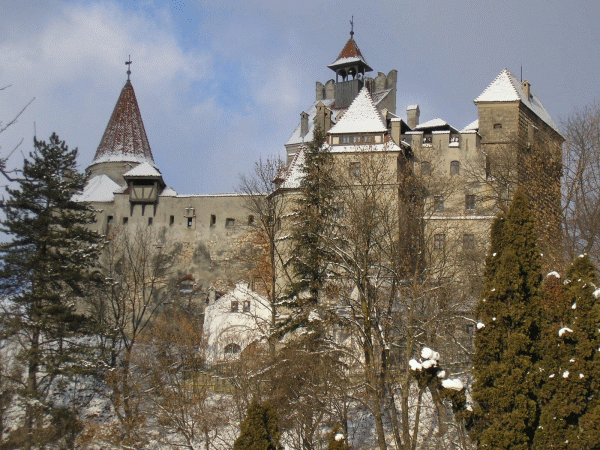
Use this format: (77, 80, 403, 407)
(86, 70, 157, 186)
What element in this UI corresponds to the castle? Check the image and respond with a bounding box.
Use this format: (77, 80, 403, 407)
(79, 29, 563, 308)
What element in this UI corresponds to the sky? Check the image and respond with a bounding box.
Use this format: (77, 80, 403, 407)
(1, 0, 599, 195)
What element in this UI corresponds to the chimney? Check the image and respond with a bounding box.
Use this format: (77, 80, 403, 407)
(315, 102, 332, 133)
(407, 104, 420, 129)
(390, 118, 401, 145)
(522, 80, 531, 99)
(300, 111, 309, 139)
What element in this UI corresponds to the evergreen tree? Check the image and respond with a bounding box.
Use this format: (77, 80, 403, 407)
(0, 133, 101, 449)
(291, 125, 336, 304)
(470, 188, 544, 449)
(534, 254, 600, 449)
(233, 399, 282, 450)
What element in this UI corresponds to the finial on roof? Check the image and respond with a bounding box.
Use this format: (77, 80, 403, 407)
(350, 16, 354, 38)
(125, 55, 132, 81)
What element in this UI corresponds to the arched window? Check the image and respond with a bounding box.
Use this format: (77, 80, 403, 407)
(224, 343, 241, 355)
(450, 160, 460, 175)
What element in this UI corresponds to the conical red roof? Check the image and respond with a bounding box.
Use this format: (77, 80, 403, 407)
(92, 80, 155, 165)
(328, 38, 372, 72)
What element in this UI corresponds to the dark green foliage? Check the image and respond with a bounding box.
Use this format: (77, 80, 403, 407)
(327, 424, 348, 450)
(291, 126, 336, 304)
(233, 399, 282, 450)
(0, 134, 101, 449)
(534, 254, 600, 449)
(471, 188, 544, 449)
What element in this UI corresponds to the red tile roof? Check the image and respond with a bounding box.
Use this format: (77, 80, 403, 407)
(92, 80, 155, 165)
(329, 38, 371, 70)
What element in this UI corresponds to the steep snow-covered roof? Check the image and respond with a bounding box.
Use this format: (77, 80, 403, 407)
(328, 88, 387, 134)
(280, 146, 306, 189)
(92, 80, 156, 166)
(475, 69, 559, 133)
(123, 161, 162, 178)
(73, 175, 120, 203)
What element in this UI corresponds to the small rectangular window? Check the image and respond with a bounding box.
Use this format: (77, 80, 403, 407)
(463, 233, 475, 249)
(465, 194, 476, 211)
(248, 215, 254, 225)
(434, 234, 445, 250)
(225, 218, 235, 228)
(210, 215, 216, 227)
(434, 196, 444, 211)
(188, 217, 193, 228)
(231, 301, 238, 313)
(141, 204, 145, 216)
(148, 217, 153, 226)
(170, 215, 175, 226)
(243, 300, 250, 313)
(122, 217, 128, 225)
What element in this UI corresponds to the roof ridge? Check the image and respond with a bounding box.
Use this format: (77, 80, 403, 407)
(328, 87, 387, 134)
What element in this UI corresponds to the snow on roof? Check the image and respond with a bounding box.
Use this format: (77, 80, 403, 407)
(92, 80, 156, 166)
(327, 37, 371, 71)
(414, 118, 457, 131)
(73, 175, 120, 203)
(461, 119, 479, 132)
(474, 69, 560, 134)
(407, 104, 419, 110)
(328, 88, 387, 134)
(281, 146, 306, 189)
(123, 161, 162, 178)
(160, 187, 178, 197)
(329, 140, 401, 153)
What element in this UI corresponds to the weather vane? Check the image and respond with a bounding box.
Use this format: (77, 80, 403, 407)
(125, 55, 132, 80)
(350, 16, 354, 37)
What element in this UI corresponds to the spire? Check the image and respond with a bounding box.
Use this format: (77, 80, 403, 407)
(327, 21, 372, 74)
(91, 79, 155, 167)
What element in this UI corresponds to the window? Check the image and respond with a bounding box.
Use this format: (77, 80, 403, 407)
(423, 135, 432, 144)
(170, 215, 175, 226)
(210, 215, 216, 227)
(342, 135, 351, 144)
(434, 234, 445, 250)
(465, 194, 476, 211)
(224, 343, 241, 355)
(122, 217, 128, 225)
(363, 135, 373, 143)
(248, 215, 254, 225)
(421, 161, 431, 176)
(434, 195, 444, 211)
(187, 217, 193, 228)
(141, 204, 145, 216)
(225, 218, 235, 228)
(148, 217, 153, 226)
(450, 160, 460, 175)
(333, 202, 345, 218)
(463, 233, 475, 249)
(107, 216, 113, 233)
(350, 162, 361, 178)
(353, 135, 362, 143)
(230, 301, 238, 312)
(243, 300, 250, 312)
(493, 123, 503, 129)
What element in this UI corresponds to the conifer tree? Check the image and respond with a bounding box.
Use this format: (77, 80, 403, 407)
(291, 125, 336, 304)
(233, 399, 282, 450)
(470, 188, 544, 449)
(534, 254, 600, 449)
(0, 133, 101, 449)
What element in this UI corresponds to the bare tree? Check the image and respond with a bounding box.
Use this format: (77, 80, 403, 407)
(562, 103, 600, 264)
(86, 225, 175, 447)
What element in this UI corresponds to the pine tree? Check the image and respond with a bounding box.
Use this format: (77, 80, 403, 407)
(291, 125, 336, 304)
(0, 133, 101, 450)
(534, 254, 600, 449)
(233, 399, 282, 450)
(470, 188, 544, 449)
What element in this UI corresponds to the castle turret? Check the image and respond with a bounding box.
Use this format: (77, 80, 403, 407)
(86, 65, 157, 186)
